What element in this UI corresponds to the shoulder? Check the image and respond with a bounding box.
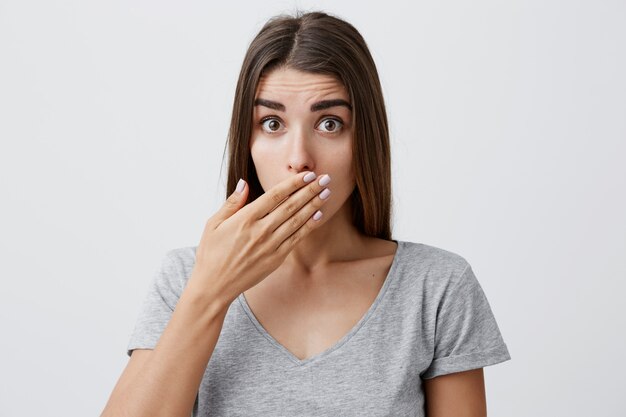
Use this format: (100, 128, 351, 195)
(152, 246, 198, 294)
(398, 240, 470, 279)
(392, 240, 475, 299)
(163, 245, 197, 271)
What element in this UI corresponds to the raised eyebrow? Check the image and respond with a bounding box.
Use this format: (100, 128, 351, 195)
(253, 98, 352, 112)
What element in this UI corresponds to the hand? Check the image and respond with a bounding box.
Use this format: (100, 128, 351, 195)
(188, 171, 332, 306)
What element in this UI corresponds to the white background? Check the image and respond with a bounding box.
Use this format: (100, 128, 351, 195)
(1, 0, 625, 416)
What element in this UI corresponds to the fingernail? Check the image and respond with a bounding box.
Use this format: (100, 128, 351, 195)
(318, 174, 331, 186)
(235, 178, 245, 193)
(313, 210, 323, 221)
(303, 172, 317, 183)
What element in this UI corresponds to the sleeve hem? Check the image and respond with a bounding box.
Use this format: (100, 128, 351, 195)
(126, 342, 157, 357)
(420, 343, 511, 380)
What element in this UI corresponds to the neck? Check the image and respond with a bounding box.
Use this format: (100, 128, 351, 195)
(281, 198, 367, 274)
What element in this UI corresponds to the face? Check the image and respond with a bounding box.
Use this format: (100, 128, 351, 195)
(250, 66, 355, 224)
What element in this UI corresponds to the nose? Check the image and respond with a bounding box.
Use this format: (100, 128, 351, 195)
(287, 126, 315, 173)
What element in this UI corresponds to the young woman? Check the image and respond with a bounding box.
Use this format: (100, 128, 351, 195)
(101, 10, 511, 417)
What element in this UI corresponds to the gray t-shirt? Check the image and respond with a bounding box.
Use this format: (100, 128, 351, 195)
(127, 240, 511, 416)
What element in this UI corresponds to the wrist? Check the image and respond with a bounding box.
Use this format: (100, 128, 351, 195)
(182, 273, 233, 319)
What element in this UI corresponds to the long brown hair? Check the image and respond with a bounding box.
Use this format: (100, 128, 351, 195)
(222, 10, 393, 240)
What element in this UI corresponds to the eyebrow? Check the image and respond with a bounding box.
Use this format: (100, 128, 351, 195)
(254, 98, 353, 112)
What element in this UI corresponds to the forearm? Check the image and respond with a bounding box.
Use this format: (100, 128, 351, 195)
(101, 279, 230, 417)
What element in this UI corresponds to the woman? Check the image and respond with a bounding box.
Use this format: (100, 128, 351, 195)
(101, 10, 511, 417)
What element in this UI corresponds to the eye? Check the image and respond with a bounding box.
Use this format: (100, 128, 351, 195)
(317, 117, 344, 134)
(260, 117, 283, 134)
(258, 116, 345, 135)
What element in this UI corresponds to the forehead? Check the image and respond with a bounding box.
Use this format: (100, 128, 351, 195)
(255, 67, 349, 100)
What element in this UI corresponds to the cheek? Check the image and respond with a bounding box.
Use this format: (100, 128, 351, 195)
(325, 147, 355, 198)
(249, 138, 263, 179)
(336, 144, 354, 178)
(250, 137, 273, 168)
(250, 137, 282, 191)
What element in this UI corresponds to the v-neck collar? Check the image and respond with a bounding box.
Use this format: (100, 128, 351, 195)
(237, 240, 404, 366)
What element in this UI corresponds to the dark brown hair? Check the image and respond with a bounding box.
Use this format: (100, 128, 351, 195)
(223, 10, 393, 240)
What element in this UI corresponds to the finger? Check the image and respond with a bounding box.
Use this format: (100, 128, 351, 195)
(271, 184, 331, 250)
(208, 178, 249, 228)
(272, 190, 330, 254)
(247, 171, 318, 220)
(263, 174, 331, 232)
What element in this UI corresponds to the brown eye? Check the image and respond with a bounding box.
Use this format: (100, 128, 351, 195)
(260, 118, 282, 133)
(318, 117, 343, 133)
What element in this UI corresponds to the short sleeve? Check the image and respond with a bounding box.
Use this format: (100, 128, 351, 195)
(126, 249, 186, 357)
(421, 263, 511, 379)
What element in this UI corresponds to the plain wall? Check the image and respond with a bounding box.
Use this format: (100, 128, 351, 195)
(1, 0, 624, 415)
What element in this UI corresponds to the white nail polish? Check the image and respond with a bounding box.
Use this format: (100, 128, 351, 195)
(318, 174, 331, 186)
(303, 172, 317, 183)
